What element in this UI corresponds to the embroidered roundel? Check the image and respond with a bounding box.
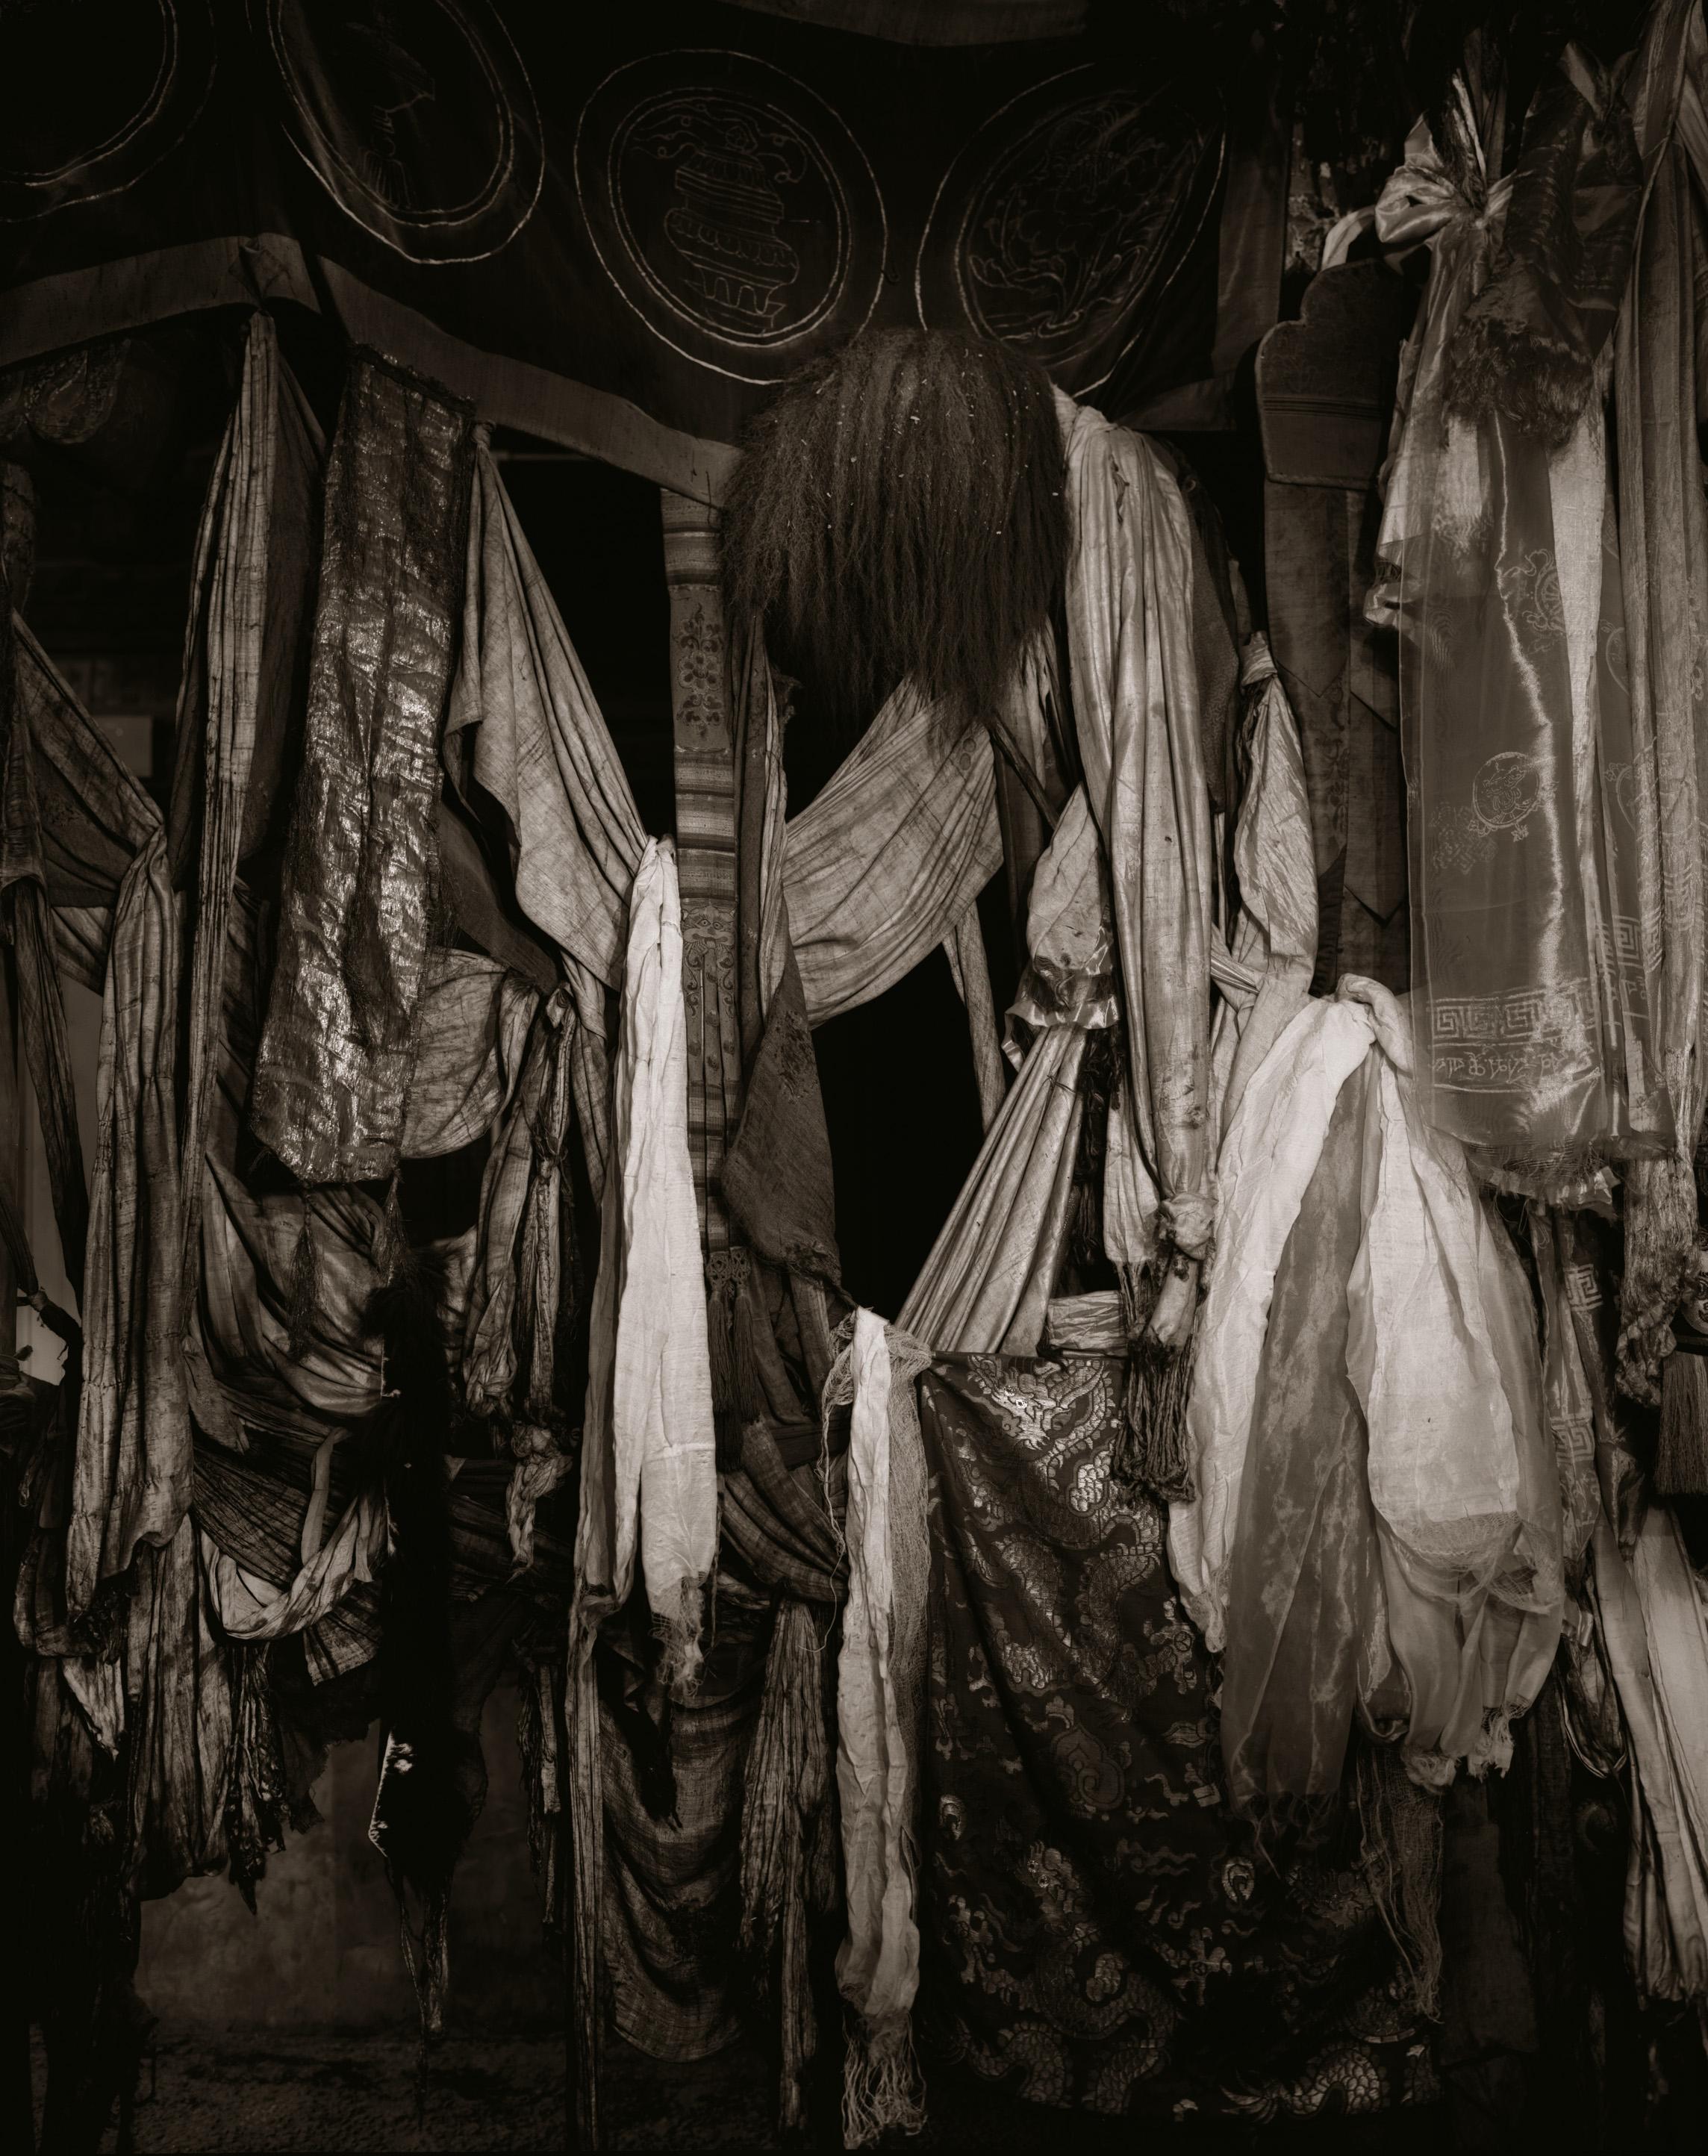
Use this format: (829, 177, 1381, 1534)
(0, 1, 215, 222)
(1471, 751, 1543, 838)
(574, 51, 887, 386)
(254, 0, 543, 264)
(915, 66, 1224, 393)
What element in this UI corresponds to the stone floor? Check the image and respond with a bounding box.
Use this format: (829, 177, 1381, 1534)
(45, 2028, 1459, 2155)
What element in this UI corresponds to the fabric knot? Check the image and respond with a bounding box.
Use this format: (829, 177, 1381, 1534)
(1159, 1190, 1216, 1262)
(1238, 632, 1277, 691)
(1208, 924, 1260, 1010)
(511, 1422, 564, 1463)
(1334, 973, 1409, 1074)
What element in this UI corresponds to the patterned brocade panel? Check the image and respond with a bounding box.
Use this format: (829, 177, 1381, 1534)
(920, 1354, 1433, 2122)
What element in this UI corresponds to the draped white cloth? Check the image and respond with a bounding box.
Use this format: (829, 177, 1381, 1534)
(1171, 976, 1562, 1782)
(827, 1310, 932, 2146)
(1169, 994, 1379, 1650)
(573, 839, 717, 1685)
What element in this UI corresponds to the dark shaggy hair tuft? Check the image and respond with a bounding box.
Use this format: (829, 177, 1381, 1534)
(722, 328, 1068, 744)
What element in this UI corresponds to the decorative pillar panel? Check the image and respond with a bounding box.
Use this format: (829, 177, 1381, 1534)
(661, 488, 741, 1255)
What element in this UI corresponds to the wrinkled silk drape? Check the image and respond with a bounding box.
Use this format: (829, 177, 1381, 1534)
(1172, 977, 1562, 1787)
(404, 953, 537, 1162)
(10, 624, 190, 1614)
(903, 638, 1312, 1357)
(199, 1494, 384, 1644)
(1, 649, 88, 1298)
(169, 316, 325, 1445)
(446, 434, 647, 1198)
(194, 891, 531, 1452)
(252, 354, 473, 1186)
(124, 1513, 233, 1896)
(1218, 1065, 1387, 1816)
(1556, 1198, 1708, 2003)
(459, 985, 573, 1418)
(1371, 74, 1661, 1191)
(171, 317, 319, 1306)
(1170, 994, 1379, 1649)
(1592, 1498, 1708, 2001)
(197, 900, 386, 1445)
(922, 1353, 1422, 2119)
(900, 789, 1110, 1352)
(1614, 3, 1708, 1399)
(1208, 635, 1318, 1134)
(784, 682, 1002, 1025)
(1061, 391, 1215, 1342)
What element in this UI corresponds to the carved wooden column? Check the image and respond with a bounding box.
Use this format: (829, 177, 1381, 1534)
(660, 488, 741, 1260)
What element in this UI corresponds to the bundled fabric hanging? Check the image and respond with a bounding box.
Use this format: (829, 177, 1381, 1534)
(1060, 393, 1216, 1501)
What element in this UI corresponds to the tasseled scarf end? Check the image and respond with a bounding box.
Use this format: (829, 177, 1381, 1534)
(1113, 1330, 1198, 1504)
(652, 1574, 708, 1697)
(1356, 1740, 1444, 2024)
(287, 1210, 318, 1363)
(1657, 1345, 1708, 1497)
(708, 1248, 769, 1471)
(841, 2013, 924, 2149)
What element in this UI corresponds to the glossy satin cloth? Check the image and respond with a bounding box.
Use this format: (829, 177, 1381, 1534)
(252, 353, 473, 1186)
(1371, 82, 1662, 1192)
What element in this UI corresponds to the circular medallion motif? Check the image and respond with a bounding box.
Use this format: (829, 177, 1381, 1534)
(574, 51, 886, 386)
(915, 65, 1224, 393)
(255, 0, 543, 264)
(1471, 751, 1543, 838)
(0, 1, 215, 222)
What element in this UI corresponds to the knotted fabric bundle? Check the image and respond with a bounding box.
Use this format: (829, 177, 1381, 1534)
(569, 838, 718, 1683)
